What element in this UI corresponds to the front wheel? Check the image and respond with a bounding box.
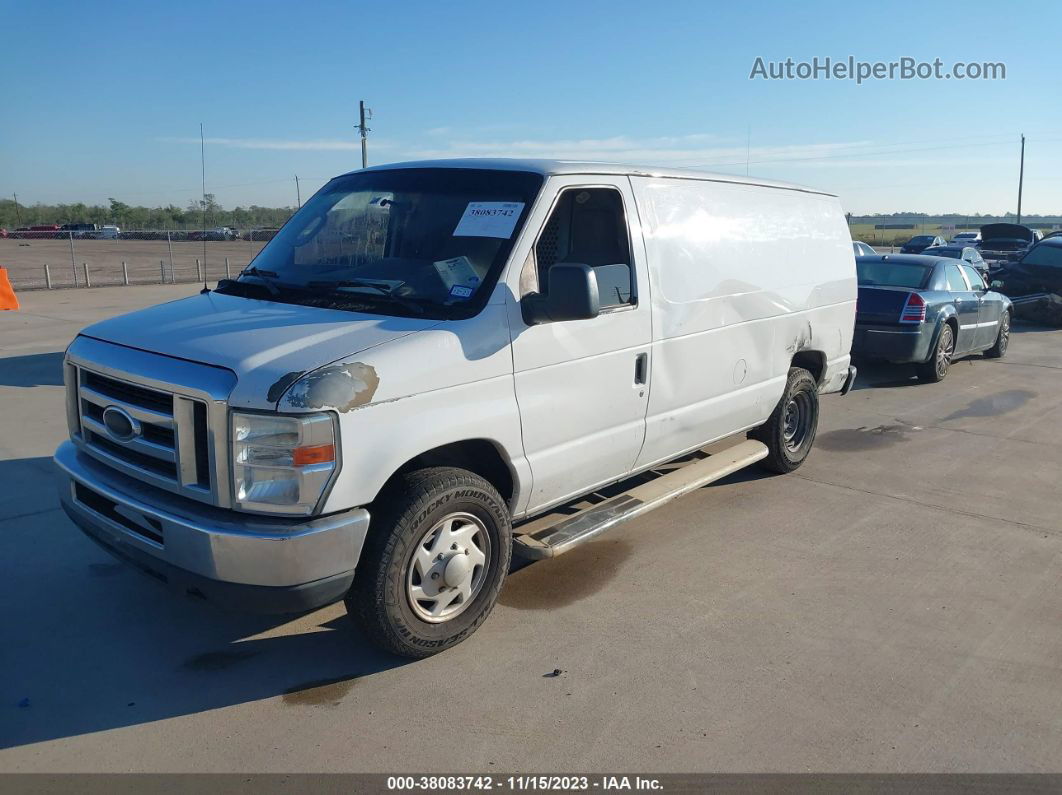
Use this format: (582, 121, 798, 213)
(346, 467, 512, 658)
(751, 367, 819, 474)
(984, 311, 1010, 359)
(916, 323, 954, 383)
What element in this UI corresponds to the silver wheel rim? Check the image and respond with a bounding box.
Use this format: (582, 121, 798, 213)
(998, 314, 1010, 354)
(936, 327, 954, 378)
(406, 512, 490, 624)
(782, 391, 814, 453)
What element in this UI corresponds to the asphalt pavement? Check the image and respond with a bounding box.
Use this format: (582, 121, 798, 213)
(2, 284, 1060, 772)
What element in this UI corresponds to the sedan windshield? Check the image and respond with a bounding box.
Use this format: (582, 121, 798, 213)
(908, 236, 934, 245)
(923, 247, 961, 258)
(226, 168, 543, 318)
(857, 261, 932, 289)
(1021, 243, 1062, 268)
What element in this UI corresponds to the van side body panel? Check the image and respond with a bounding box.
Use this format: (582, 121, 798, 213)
(289, 297, 531, 515)
(629, 176, 856, 470)
(500, 175, 653, 517)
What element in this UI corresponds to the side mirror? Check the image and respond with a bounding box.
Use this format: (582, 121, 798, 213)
(521, 263, 600, 325)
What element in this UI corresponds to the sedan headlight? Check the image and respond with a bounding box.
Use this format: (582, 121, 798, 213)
(231, 411, 338, 515)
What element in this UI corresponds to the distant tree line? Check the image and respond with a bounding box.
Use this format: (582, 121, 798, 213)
(0, 195, 296, 230)
(849, 211, 1062, 228)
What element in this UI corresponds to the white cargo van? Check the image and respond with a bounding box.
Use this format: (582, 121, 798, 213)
(55, 160, 856, 656)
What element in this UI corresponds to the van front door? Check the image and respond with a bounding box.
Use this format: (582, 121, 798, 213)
(506, 177, 652, 515)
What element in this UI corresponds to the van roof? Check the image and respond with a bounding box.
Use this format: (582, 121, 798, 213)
(340, 158, 836, 197)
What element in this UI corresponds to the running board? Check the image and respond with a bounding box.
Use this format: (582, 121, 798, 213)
(512, 439, 769, 560)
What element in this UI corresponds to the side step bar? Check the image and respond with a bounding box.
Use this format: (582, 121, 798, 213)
(512, 439, 769, 560)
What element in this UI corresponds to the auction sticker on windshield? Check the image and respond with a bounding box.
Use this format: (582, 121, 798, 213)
(453, 201, 524, 238)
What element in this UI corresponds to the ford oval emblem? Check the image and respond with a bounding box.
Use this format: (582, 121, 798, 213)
(102, 406, 140, 443)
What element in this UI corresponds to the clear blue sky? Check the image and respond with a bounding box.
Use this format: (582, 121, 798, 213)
(3, 0, 1060, 215)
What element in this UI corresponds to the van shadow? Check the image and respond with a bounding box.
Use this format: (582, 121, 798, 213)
(1, 456, 413, 750)
(0, 351, 64, 387)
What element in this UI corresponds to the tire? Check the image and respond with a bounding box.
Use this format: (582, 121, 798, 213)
(984, 311, 1010, 359)
(346, 467, 512, 658)
(751, 367, 819, 474)
(916, 322, 955, 383)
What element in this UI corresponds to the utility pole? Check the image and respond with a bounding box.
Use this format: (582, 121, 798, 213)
(12, 193, 21, 226)
(295, 175, 301, 209)
(357, 100, 372, 169)
(1016, 133, 1026, 224)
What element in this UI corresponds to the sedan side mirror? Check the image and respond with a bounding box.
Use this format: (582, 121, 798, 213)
(521, 263, 601, 325)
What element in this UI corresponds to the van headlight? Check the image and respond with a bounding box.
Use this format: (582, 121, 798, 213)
(230, 411, 338, 515)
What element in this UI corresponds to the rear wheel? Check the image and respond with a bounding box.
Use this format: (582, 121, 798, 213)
(984, 311, 1010, 359)
(346, 467, 511, 658)
(752, 367, 819, 474)
(916, 323, 954, 383)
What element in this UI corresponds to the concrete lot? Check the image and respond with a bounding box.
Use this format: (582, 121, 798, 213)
(1, 285, 1061, 772)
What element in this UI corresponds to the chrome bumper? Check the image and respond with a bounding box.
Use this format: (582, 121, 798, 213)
(54, 441, 370, 613)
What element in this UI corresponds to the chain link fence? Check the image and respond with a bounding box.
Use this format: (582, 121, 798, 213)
(1, 229, 279, 290)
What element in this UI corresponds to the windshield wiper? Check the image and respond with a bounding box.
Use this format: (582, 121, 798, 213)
(238, 266, 282, 295)
(306, 278, 398, 295)
(304, 279, 425, 314)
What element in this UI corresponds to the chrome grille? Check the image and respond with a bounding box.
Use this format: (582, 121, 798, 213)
(74, 367, 216, 501)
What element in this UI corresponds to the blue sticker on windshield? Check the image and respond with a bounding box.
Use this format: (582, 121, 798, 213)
(449, 284, 474, 300)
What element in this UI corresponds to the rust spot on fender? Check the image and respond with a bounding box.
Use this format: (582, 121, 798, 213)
(284, 362, 380, 412)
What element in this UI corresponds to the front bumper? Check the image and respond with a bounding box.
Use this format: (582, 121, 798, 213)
(54, 441, 370, 614)
(852, 323, 933, 364)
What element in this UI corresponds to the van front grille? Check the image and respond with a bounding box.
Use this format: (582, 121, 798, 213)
(74, 366, 216, 502)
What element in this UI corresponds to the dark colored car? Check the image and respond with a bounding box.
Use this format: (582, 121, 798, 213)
(900, 235, 946, 254)
(853, 254, 1012, 382)
(991, 236, 1062, 325)
(921, 245, 989, 279)
(978, 223, 1042, 268)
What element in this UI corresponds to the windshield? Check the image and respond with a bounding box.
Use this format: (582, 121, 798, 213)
(857, 261, 932, 289)
(231, 168, 543, 318)
(924, 247, 961, 259)
(908, 236, 933, 245)
(1022, 243, 1062, 268)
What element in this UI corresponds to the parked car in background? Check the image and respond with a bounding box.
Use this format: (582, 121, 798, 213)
(951, 231, 981, 245)
(15, 224, 63, 239)
(921, 245, 989, 279)
(852, 241, 877, 257)
(99, 225, 121, 239)
(0, 228, 7, 238)
(991, 236, 1062, 326)
(61, 223, 100, 239)
(978, 223, 1042, 268)
(900, 235, 946, 254)
(853, 253, 1011, 382)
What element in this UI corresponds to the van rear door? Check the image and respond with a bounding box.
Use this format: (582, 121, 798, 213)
(506, 176, 652, 515)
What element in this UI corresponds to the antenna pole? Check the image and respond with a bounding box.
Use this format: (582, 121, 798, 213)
(1016, 134, 1025, 224)
(200, 123, 208, 289)
(295, 175, 302, 209)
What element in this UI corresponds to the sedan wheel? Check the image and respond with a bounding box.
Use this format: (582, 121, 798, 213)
(917, 324, 954, 383)
(986, 312, 1010, 359)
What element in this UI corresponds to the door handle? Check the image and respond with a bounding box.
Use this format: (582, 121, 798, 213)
(634, 353, 648, 385)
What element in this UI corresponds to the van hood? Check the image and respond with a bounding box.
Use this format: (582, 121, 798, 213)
(79, 292, 440, 410)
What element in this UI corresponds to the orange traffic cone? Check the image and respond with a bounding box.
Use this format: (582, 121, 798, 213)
(0, 267, 19, 310)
